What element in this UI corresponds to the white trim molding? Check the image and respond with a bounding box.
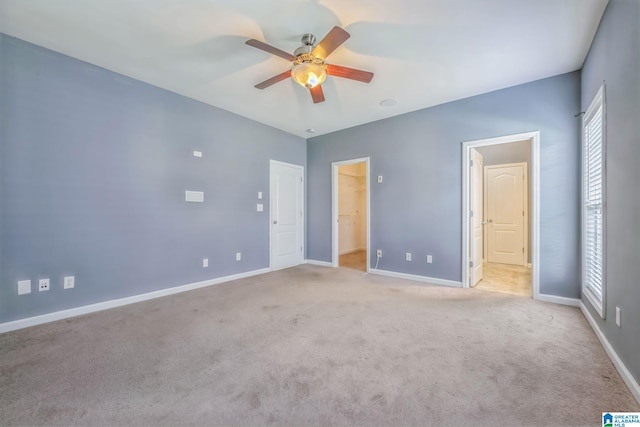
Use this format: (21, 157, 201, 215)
(0, 268, 271, 334)
(370, 269, 462, 288)
(580, 302, 640, 404)
(536, 294, 581, 307)
(305, 259, 333, 267)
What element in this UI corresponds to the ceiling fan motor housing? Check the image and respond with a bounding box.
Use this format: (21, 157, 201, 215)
(294, 33, 316, 57)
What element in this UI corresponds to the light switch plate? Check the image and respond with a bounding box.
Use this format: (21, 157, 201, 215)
(258, 192, 262, 199)
(257, 203, 263, 212)
(616, 306, 621, 327)
(203, 258, 209, 268)
(193, 150, 203, 158)
(405, 252, 412, 261)
(185, 191, 204, 203)
(427, 255, 433, 264)
(18, 280, 31, 295)
(378, 175, 383, 183)
(63, 276, 75, 289)
(236, 252, 241, 261)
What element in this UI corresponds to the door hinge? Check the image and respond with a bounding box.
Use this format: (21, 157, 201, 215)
(522, 247, 525, 253)
(300, 177, 303, 183)
(301, 246, 303, 252)
(470, 160, 474, 167)
(522, 210, 524, 216)
(469, 261, 473, 268)
(469, 210, 473, 217)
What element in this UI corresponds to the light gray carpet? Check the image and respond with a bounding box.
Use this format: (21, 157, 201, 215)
(1, 265, 638, 426)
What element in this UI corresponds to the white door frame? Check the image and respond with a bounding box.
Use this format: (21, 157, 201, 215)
(461, 132, 540, 299)
(484, 162, 529, 267)
(331, 157, 371, 270)
(269, 159, 304, 271)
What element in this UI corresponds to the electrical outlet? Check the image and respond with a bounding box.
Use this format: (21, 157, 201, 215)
(376, 249, 382, 257)
(18, 280, 31, 295)
(405, 252, 412, 261)
(616, 306, 621, 327)
(377, 175, 383, 183)
(39, 278, 50, 292)
(236, 252, 242, 261)
(63, 276, 75, 289)
(203, 258, 209, 268)
(427, 255, 433, 264)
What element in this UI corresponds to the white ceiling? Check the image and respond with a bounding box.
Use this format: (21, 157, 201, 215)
(0, 0, 608, 138)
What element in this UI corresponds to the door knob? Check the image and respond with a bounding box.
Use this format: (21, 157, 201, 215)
(273, 220, 278, 224)
(487, 219, 493, 223)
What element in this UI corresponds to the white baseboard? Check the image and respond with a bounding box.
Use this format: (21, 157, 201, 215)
(370, 269, 462, 288)
(536, 293, 581, 307)
(305, 259, 333, 267)
(0, 267, 271, 334)
(580, 302, 640, 405)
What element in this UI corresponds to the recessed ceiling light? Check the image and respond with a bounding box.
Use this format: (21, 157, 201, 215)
(379, 99, 398, 107)
(306, 128, 316, 133)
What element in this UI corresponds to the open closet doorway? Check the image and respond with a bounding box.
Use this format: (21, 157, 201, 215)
(332, 157, 370, 272)
(462, 132, 539, 299)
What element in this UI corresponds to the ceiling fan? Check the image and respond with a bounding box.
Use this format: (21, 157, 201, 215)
(245, 26, 374, 104)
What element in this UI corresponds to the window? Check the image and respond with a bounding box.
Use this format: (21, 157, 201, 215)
(582, 85, 606, 317)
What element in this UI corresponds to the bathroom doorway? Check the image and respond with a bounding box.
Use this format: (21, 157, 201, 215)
(462, 132, 539, 299)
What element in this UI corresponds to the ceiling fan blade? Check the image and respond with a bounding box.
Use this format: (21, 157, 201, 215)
(326, 64, 374, 83)
(255, 70, 291, 89)
(310, 85, 325, 103)
(246, 39, 296, 62)
(312, 26, 350, 59)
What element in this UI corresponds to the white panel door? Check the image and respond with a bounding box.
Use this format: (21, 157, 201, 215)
(270, 161, 304, 270)
(486, 164, 525, 265)
(470, 149, 484, 286)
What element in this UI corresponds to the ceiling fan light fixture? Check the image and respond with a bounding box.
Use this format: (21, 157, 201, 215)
(246, 27, 373, 104)
(291, 54, 327, 89)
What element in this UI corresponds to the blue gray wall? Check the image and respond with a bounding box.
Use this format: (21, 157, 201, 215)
(0, 34, 306, 323)
(308, 72, 581, 297)
(581, 0, 640, 385)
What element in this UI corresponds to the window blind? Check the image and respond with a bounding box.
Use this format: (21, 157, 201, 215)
(583, 87, 605, 317)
